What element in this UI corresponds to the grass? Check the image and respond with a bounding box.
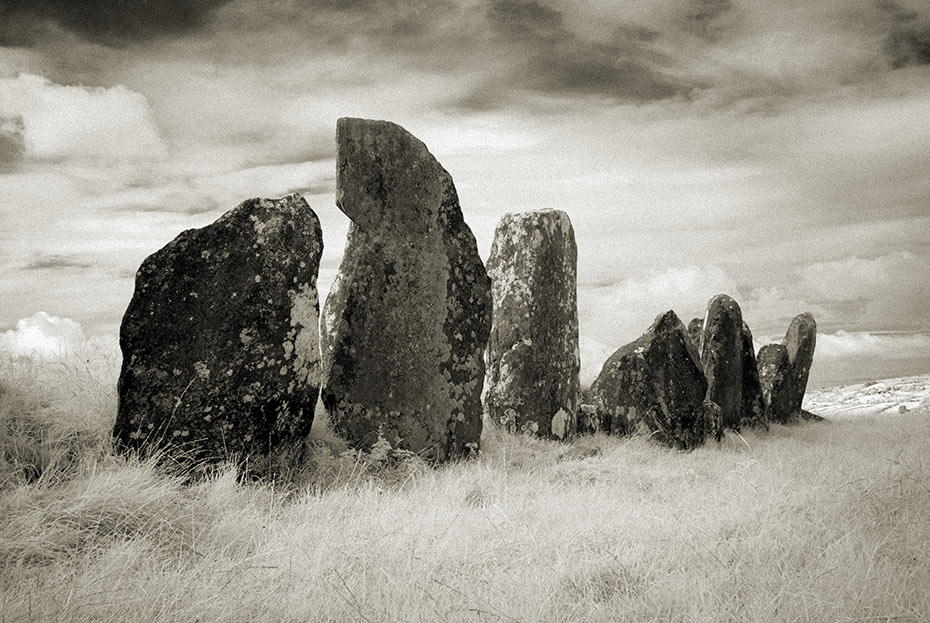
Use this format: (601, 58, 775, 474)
(1, 352, 928, 622)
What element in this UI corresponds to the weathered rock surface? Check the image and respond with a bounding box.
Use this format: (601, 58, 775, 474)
(321, 118, 492, 462)
(589, 311, 716, 449)
(757, 343, 794, 423)
(484, 209, 579, 439)
(114, 194, 323, 470)
(740, 321, 767, 429)
(687, 317, 704, 354)
(784, 312, 817, 413)
(701, 294, 743, 430)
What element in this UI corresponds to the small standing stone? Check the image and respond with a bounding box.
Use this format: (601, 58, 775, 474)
(484, 209, 580, 439)
(700, 294, 743, 430)
(740, 321, 767, 429)
(784, 312, 817, 413)
(757, 343, 795, 423)
(589, 310, 716, 449)
(114, 194, 323, 471)
(687, 317, 704, 354)
(322, 118, 492, 462)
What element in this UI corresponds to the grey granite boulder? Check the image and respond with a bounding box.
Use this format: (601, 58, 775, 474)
(757, 343, 795, 423)
(589, 310, 717, 449)
(701, 294, 743, 431)
(321, 118, 492, 462)
(784, 312, 817, 413)
(484, 209, 579, 439)
(740, 321, 767, 429)
(114, 194, 323, 472)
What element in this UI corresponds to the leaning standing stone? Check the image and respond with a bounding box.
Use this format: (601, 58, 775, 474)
(114, 194, 323, 471)
(784, 312, 817, 413)
(322, 118, 492, 462)
(687, 317, 704, 354)
(757, 343, 795, 423)
(589, 310, 716, 449)
(740, 321, 767, 429)
(701, 294, 743, 431)
(484, 210, 579, 439)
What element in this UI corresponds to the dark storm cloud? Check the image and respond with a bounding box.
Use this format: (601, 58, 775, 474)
(0, 0, 232, 47)
(482, 0, 692, 103)
(22, 254, 92, 271)
(0, 117, 25, 173)
(878, 1, 930, 69)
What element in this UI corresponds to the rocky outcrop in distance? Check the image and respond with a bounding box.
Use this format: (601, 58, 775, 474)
(484, 209, 580, 440)
(321, 118, 491, 462)
(113, 194, 323, 474)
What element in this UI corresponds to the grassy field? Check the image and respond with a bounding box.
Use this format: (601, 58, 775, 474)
(1, 353, 928, 622)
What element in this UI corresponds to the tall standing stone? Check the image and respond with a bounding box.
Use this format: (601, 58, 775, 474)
(322, 118, 492, 462)
(757, 343, 795, 423)
(740, 321, 767, 429)
(589, 311, 717, 449)
(484, 210, 579, 439)
(114, 194, 323, 470)
(701, 294, 743, 430)
(784, 312, 817, 412)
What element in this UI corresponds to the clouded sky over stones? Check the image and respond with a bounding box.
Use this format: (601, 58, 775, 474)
(2, 0, 930, 385)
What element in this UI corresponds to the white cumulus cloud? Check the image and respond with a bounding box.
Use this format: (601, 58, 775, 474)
(0, 73, 165, 163)
(0, 311, 87, 358)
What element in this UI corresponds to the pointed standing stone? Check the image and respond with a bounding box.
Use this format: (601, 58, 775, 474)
(784, 312, 817, 413)
(740, 321, 767, 429)
(114, 194, 323, 471)
(322, 118, 492, 462)
(484, 210, 580, 439)
(757, 343, 795, 423)
(589, 311, 716, 449)
(700, 294, 743, 431)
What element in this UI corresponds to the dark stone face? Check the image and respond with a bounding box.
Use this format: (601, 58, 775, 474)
(687, 317, 704, 355)
(484, 209, 580, 440)
(113, 194, 323, 472)
(322, 118, 491, 462)
(757, 343, 795, 423)
(700, 294, 743, 431)
(590, 310, 716, 450)
(740, 321, 767, 429)
(784, 312, 817, 412)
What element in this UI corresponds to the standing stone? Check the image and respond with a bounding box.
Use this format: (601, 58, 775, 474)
(740, 321, 767, 429)
(784, 312, 817, 412)
(589, 311, 716, 449)
(114, 194, 323, 470)
(687, 317, 704, 354)
(322, 118, 492, 462)
(701, 294, 743, 431)
(484, 210, 579, 439)
(757, 344, 795, 423)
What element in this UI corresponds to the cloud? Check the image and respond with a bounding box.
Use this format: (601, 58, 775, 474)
(0, 116, 25, 172)
(816, 330, 930, 360)
(0, 0, 233, 47)
(22, 254, 92, 271)
(0, 311, 87, 358)
(0, 73, 165, 163)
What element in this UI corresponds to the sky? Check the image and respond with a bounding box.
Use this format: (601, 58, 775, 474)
(1, 0, 929, 388)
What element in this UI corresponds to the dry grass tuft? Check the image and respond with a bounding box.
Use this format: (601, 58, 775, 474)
(2, 354, 929, 622)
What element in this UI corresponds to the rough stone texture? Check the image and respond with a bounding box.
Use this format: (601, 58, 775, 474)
(740, 321, 767, 429)
(687, 317, 704, 354)
(757, 343, 795, 423)
(700, 294, 743, 431)
(577, 403, 600, 435)
(484, 209, 580, 439)
(114, 194, 323, 470)
(321, 118, 492, 462)
(589, 311, 716, 449)
(784, 312, 817, 413)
